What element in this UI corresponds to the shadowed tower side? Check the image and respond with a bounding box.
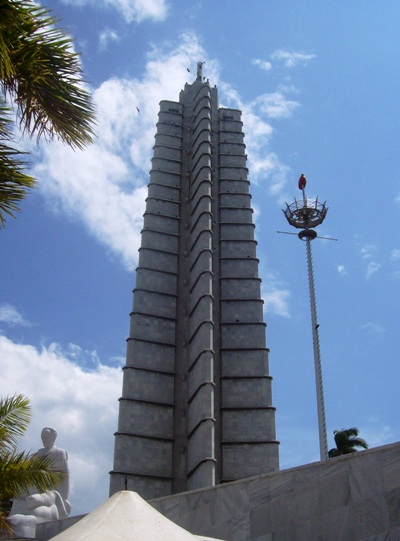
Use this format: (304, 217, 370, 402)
(110, 64, 279, 500)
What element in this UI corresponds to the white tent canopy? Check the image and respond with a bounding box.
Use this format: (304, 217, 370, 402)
(48, 491, 227, 541)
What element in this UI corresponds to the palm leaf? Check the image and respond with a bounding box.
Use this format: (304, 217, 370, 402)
(0, 394, 31, 451)
(333, 427, 368, 454)
(0, 0, 96, 149)
(0, 450, 64, 500)
(0, 98, 35, 227)
(0, 0, 96, 226)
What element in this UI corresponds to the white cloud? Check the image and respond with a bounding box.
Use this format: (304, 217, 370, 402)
(0, 335, 122, 516)
(219, 82, 294, 190)
(252, 58, 272, 71)
(33, 33, 297, 271)
(336, 265, 347, 275)
(254, 92, 299, 119)
(61, 0, 168, 23)
(262, 275, 291, 318)
(34, 33, 212, 270)
(359, 244, 381, 278)
(0, 303, 32, 327)
(360, 244, 376, 260)
(361, 322, 385, 335)
(390, 248, 400, 261)
(34, 142, 147, 271)
(248, 152, 291, 194)
(271, 49, 315, 68)
(366, 261, 381, 278)
(99, 28, 120, 50)
(362, 424, 393, 448)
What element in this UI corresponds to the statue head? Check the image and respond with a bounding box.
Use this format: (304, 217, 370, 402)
(41, 427, 57, 450)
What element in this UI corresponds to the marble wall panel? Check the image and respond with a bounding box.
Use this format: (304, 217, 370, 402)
(154, 123, 182, 137)
(140, 230, 179, 252)
(219, 167, 248, 181)
(222, 378, 272, 408)
(189, 297, 213, 339)
(118, 401, 173, 438)
(222, 409, 276, 442)
(147, 182, 180, 200)
(221, 349, 269, 377)
(220, 193, 251, 207)
(220, 155, 247, 168)
(153, 133, 182, 147)
(220, 241, 257, 259)
(151, 157, 181, 174)
(138, 247, 178, 273)
(221, 299, 264, 322)
(187, 419, 214, 474)
(188, 351, 213, 398)
(111, 474, 172, 501)
(135, 268, 177, 295)
(219, 131, 245, 144)
(220, 207, 253, 222)
(144, 198, 180, 217)
(133, 289, 176, 318)
(129, 313, 176, 344)
(219, 142, 246, 155)
(149, 170, 181, 187)
(113, 434, 172, 477)
(220, 258, 259, 279)
(220, 223, 255, 241)
(188, 383, 214, 434)
(221, 323, 266, 348)
(121, 370, 174, 404)
(153, 145, 182, 161)
(222, 443, 279, 479)
(220, 278, 261, 299)
(125, 340, 175, 372)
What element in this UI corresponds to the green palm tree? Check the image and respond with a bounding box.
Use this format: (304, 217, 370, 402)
(328, 427, 368, 458)
(0, 0, 96, 227)
(0, 394, 64, 534)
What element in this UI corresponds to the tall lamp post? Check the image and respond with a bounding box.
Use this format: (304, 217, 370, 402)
(282, 174, 330, 460)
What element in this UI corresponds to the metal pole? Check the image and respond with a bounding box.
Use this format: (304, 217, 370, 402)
(305, 236, 328, 460)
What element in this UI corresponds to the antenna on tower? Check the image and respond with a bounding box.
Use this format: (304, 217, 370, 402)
(197, 61, 205, 81)
(280, 174, 335, 461)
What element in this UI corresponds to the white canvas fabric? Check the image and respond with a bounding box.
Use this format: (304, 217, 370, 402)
(48, 491, 227, 541)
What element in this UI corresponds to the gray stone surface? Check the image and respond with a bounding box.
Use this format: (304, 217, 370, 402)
(110, 77, 278, 499)
(149, 442, 400, 541)
(37, 442, 400, 540)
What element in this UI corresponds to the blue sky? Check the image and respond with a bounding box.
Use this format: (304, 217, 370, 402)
(1, 0, 400, 516)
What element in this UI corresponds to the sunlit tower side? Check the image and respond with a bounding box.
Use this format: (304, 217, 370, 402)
(282, 174, 329, 461)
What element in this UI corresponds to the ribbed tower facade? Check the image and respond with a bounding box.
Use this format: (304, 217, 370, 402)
(110, 64, 279, 500)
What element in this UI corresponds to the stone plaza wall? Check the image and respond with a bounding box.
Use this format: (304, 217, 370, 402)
(150, 441, 400, 541)
(37, 441, 400, 541)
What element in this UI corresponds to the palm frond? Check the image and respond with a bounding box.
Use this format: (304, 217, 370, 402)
(333, 427, 368, 454)
(0, 450, 64, 500)
(348, 437, 368, 450)
(0, 510, 13, 535)
(0, 394, 31, 451)
(0, 98, 36, 227)
(0, 0, 96, 149)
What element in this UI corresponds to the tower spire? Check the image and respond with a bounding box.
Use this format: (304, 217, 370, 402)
(196, 61, 205, 81)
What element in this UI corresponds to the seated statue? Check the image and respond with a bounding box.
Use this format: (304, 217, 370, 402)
(9, 427, 71, 538)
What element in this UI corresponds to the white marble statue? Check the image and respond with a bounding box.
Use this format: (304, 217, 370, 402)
(9, 427, 71, 538)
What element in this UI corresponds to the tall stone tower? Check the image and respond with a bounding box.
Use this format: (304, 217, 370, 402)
(110, 63, 279, 500)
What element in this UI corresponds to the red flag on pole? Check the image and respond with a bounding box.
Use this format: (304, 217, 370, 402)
(298, 174, 307, 190)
